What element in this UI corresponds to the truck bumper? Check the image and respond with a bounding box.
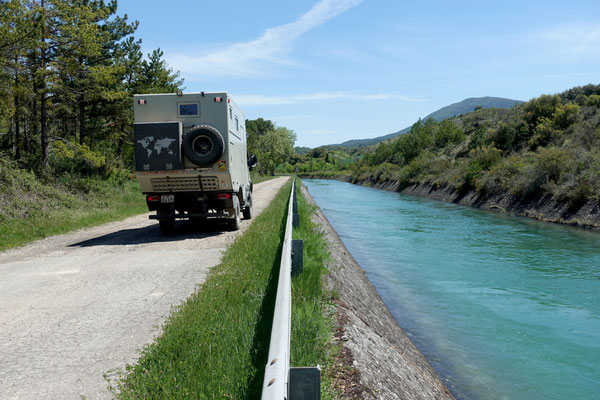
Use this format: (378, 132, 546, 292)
(149, 211, 229, 220)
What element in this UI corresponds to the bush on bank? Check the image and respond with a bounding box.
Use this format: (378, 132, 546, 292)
(355, 86, 600, 204)
(286, 85, 600, 210)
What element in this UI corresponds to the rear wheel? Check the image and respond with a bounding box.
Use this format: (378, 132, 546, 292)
(229, 196, 241, 231)
(158, 210, 176, 235)
(243, 192, 253, 220)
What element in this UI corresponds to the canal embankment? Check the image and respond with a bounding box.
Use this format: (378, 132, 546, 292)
(302, 178, 600, 399)
(299, 173, 600, 231)
(301, 183, 454, 400)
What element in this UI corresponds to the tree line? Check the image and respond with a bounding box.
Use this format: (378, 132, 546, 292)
(288, 85, 600, 209)
(246, 118, 296, 176)
(0, 0, 182, 176)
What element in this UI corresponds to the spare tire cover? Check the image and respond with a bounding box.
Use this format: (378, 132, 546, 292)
(182, 125, 224, 166)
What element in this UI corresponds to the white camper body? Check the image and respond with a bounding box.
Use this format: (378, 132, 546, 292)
(133, 92, 254, 233)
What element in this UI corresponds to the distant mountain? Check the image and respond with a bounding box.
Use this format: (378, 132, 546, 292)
(294, 146, 312, 155)
(329, 96, 523, 150)
(427, 97, 522, 121)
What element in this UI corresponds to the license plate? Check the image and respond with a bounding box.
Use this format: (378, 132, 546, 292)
(161, 194, 174, 203)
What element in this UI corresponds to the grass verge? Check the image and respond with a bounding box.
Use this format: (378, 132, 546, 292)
(291, 179, 339, 399)
(115, 179, 292, 399)
(114, 178, 339, 399)
(0, 174, 147, 251)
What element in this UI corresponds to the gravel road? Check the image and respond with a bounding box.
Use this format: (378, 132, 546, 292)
(0, 176, 289, 400)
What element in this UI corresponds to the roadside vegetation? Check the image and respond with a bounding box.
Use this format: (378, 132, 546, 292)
(0, 1, 183, 249)
(246, 118, 297, 176)
(289, 84, 600, 209)
(0, 2, 294, 249)
(283, 147, 359, 175)
(115, 179, 340, 399)
(0, 155, 147, 251)
(291, 179, 338, 397)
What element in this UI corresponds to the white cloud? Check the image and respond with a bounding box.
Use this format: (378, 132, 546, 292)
(234, 91, 424, 107)
(539, 24, 600, 61)
(167, 0, 364, 78)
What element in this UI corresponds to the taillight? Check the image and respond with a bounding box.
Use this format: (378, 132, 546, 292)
(147, 195, 160, 202)
(216, 193, 231, 200)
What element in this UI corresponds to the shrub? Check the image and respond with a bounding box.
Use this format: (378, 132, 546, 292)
(586, 95, 600, 108)
(565, 180, 593, 209)
(528, 117, 562, 149)
(464, 146, 502, 190)
(504, 147, 571, 199)
(468, 126, 486, 150)
(49, 140, 107, 177)
(487, 120, 529, 150)
(396, 152, 435, 185)
(477, 154, 528, 196)
(523, 94, 562, 128)
(533, 147, 570, 183)
(373, 162, 397, 182)
(434, 120, 465, 149)
(552, 103, 580, 130)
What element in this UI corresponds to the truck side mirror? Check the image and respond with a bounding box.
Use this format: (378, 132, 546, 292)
(248, 154, 257, 170)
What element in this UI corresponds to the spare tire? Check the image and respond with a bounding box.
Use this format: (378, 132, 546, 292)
(182, 125, 224, 166)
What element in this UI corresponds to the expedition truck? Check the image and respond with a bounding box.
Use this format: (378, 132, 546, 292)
(133, 91, 256, 234)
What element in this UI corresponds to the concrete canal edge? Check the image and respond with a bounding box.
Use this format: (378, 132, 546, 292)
(300, 184, 454, 400)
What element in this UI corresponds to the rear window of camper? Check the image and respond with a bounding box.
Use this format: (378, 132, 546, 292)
(178, 103, 199, 116)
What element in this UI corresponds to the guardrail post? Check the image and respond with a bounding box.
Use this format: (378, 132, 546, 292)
(292, 182, 300, 228)
(292, 185, 298, 214)
(291, 239, 303, 275)
(289, 367, 321, 400)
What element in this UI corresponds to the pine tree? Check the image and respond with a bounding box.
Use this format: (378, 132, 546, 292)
(0, 0, 184, 172)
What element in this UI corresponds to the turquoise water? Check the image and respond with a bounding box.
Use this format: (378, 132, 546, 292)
(303, 179, 600, 400)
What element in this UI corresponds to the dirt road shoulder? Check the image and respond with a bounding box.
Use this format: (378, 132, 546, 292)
(0, 176, 289, 400)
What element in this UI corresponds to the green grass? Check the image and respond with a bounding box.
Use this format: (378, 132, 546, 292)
(114, 178, 339, 399)
(115, 180, 292, 399)
(0, 169, 274, 252)
(291, 179, 338, 399)
(0, 167, 148, 251)
(250, 171, 277, 184)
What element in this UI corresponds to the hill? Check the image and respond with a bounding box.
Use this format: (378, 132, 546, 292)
(351, 84, 600, 216)
(295, 84, 600, 229)
(331, 96, 523, 149)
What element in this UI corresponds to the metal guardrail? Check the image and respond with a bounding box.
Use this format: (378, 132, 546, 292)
(261, 178, 296, 400)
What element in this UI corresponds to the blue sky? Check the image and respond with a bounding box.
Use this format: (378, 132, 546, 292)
(117, 0, 600, 148)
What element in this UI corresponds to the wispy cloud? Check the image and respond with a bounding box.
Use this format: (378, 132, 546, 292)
(167, 0, 364, 78)
(538, 24, 600, 61)
(234, 91, 424, 107)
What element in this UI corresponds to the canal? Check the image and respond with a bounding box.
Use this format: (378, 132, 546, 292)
(303, 179, 600, 400)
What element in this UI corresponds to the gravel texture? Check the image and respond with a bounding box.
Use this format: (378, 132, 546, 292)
(0, 177, 289, 400)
